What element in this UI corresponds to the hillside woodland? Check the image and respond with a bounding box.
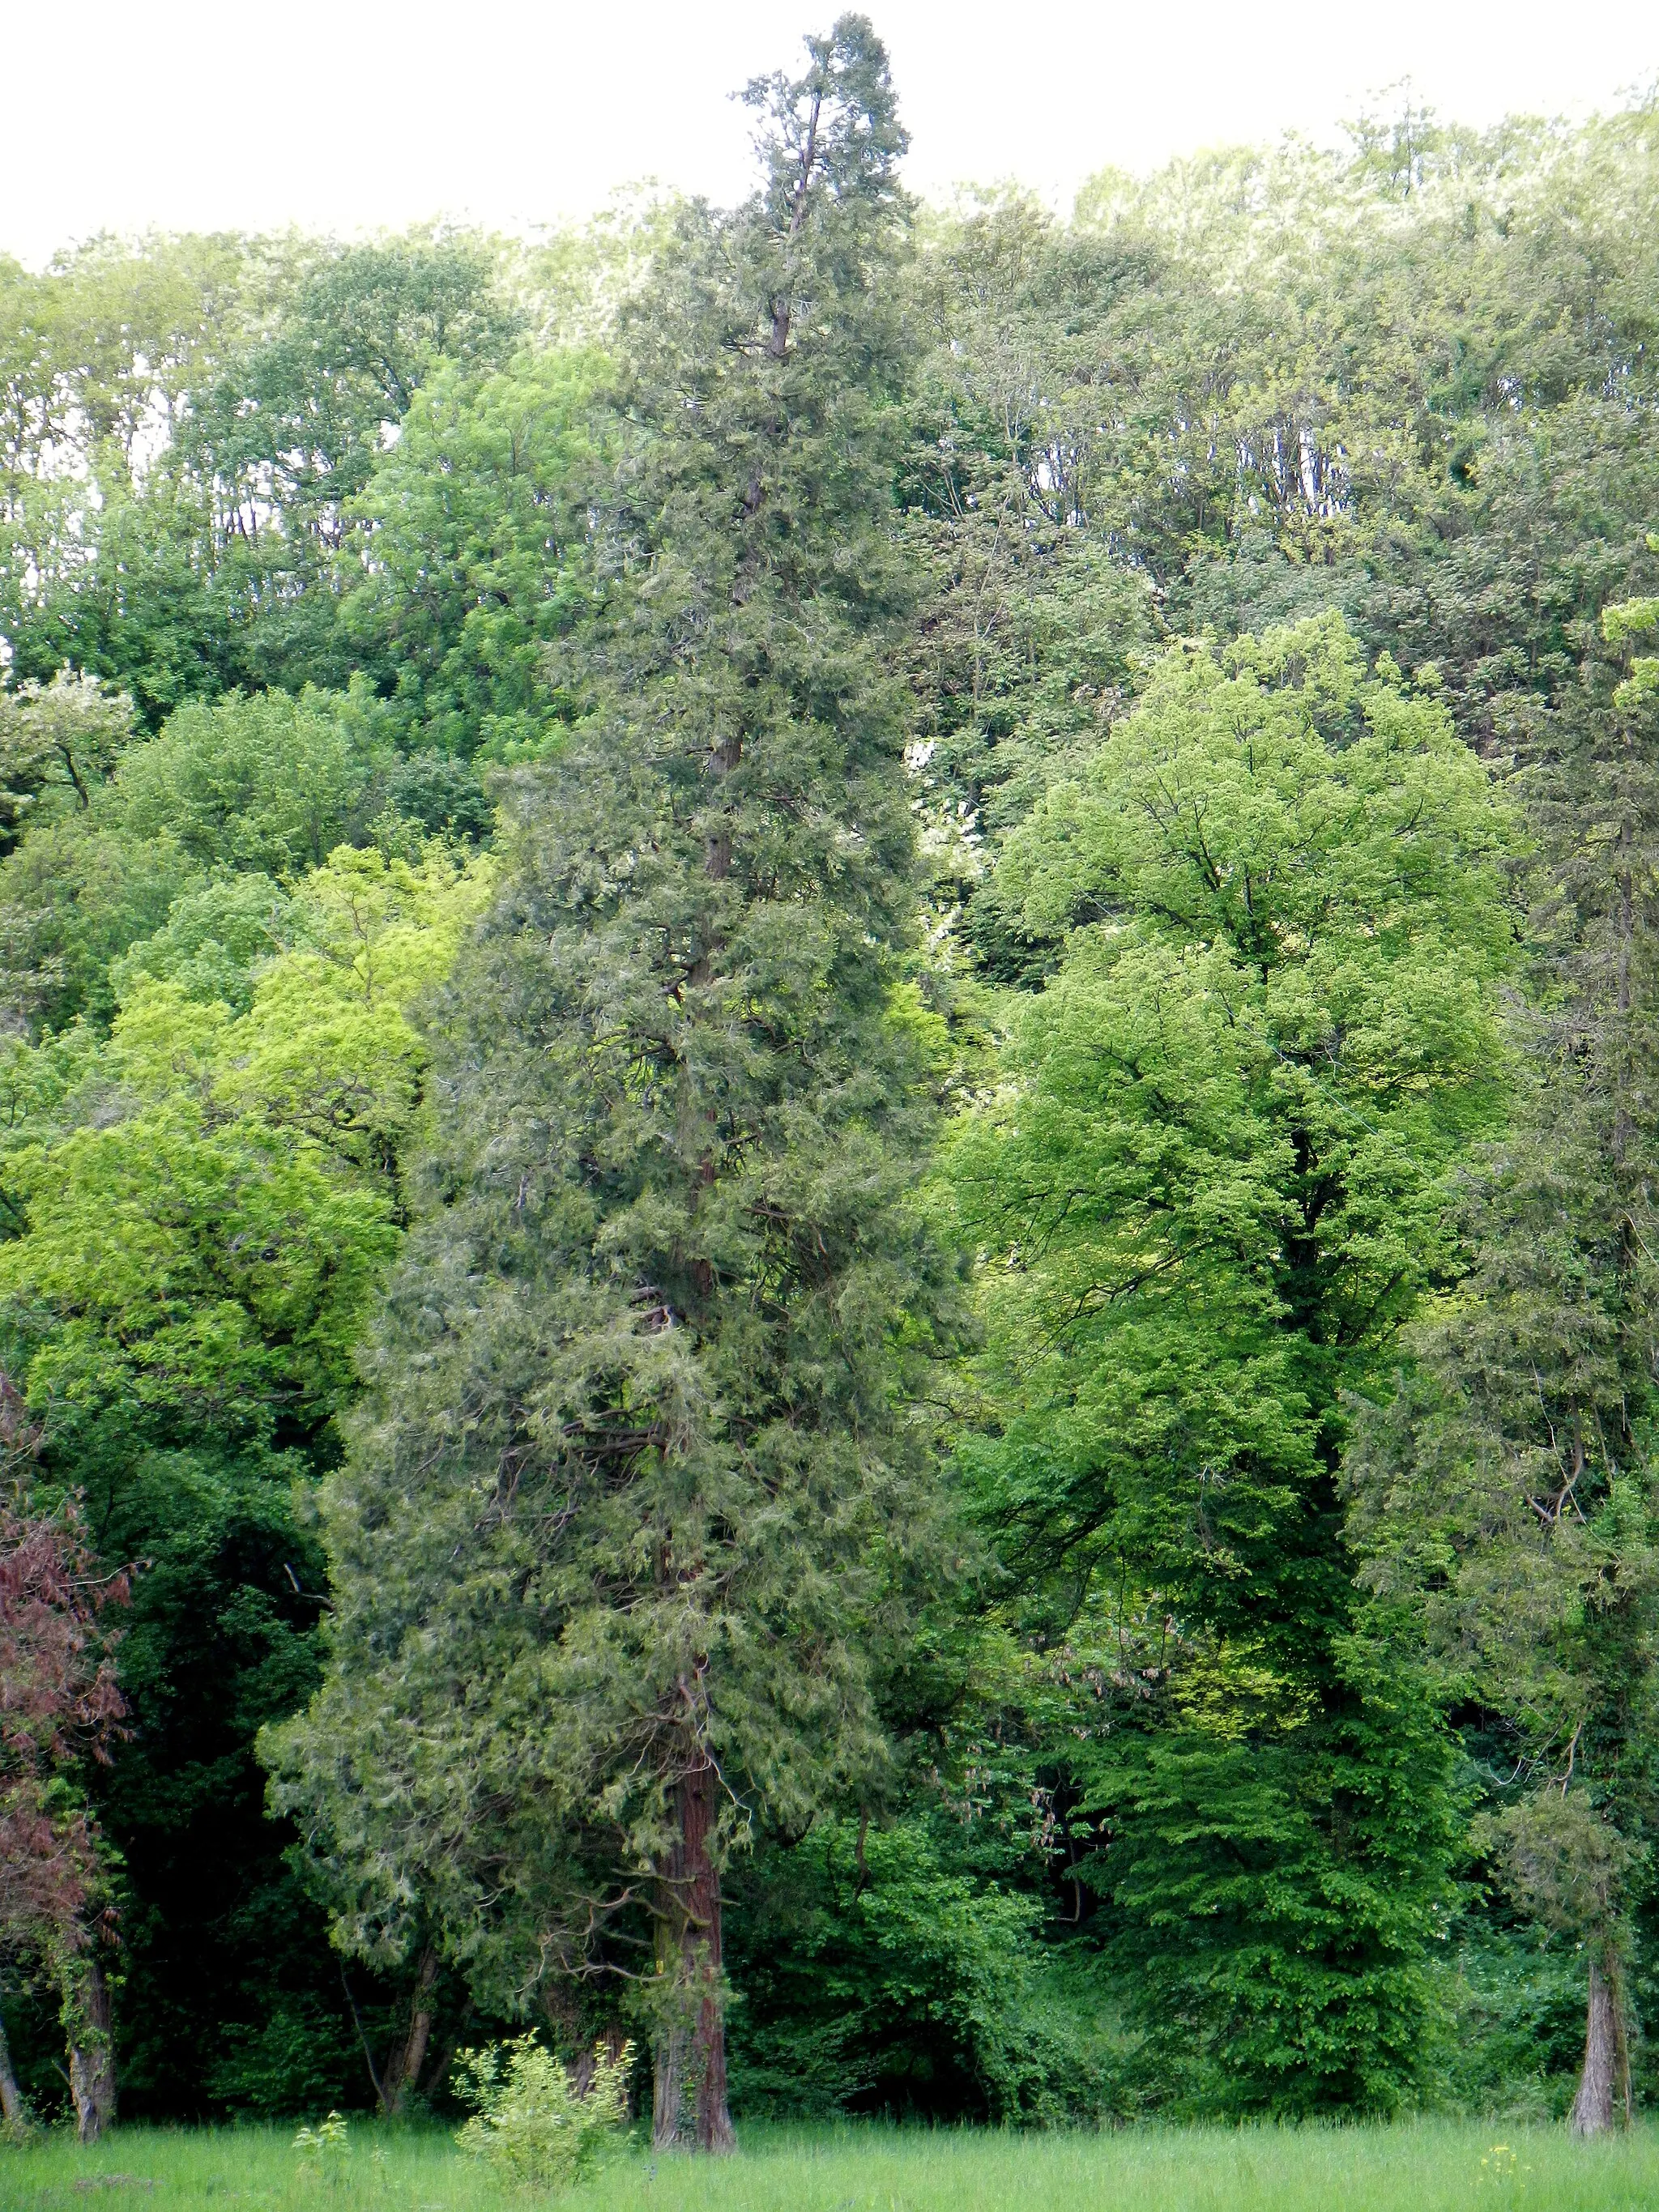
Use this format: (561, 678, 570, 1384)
(4, 16, 1659, 2146)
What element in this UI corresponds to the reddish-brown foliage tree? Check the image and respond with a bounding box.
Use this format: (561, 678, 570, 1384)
(0, 1372, 129, 2136)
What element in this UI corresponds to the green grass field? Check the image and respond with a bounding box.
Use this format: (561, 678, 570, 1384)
(2, 2121, 1659, 2212)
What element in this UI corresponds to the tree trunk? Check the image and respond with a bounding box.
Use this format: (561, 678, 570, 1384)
(64, 1954, 116, 2145)
(1569, 1950, 1630, 2137)
(383, 1945, 438, 2116)
(0, 1993, 25, 2131)
(650, 1757, 734, 2154)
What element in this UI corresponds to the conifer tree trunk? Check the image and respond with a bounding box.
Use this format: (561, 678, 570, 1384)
(64, 1954, 116, 2144)
(384, 1945, 438, 2115)
(651, 1755, 733, 2153)
(1569, 1950, 1630, 2137)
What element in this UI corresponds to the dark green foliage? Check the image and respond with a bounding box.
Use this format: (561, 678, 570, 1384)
(80, 1448, 339, 2118)
(1346, 610, 1659, 2122)
(6, 67, 1659, 2133)
(725, 1816, 1103, 2122)
(1443, 1924, 1589, 2120)
(912, 116, 1659, 816)
(383, 752, 493, 842)
(267, 41, 966, 2131)
(108, 876, 288, 1014)
(1080, 1644, 1463, 2114)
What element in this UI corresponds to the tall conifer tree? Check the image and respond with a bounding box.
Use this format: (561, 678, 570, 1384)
(269, 19, 958, 2151)
(1351, 590, 1659, 2133)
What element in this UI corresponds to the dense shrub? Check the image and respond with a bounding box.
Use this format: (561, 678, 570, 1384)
(453, 2036, 634, 2192)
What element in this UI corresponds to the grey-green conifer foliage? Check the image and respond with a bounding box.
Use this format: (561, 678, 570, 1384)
(266, 17, 961, 2154)
(1349, 594, 1659, 2133)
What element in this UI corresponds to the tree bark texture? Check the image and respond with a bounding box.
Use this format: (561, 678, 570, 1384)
(0, 1995, 25, 2130)
(384, 1945, 438, 2116)
(1568, 1950, 1631, 2137)
(65, 1953, 116, 2145)
(650, 1757, 734, 2154)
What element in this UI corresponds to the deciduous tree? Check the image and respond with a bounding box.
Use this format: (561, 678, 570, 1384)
(0, 1380, 128, 2141)
(950, 615, 1516, 2110)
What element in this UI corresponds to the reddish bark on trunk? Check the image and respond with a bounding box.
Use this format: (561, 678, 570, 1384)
(1569, 1949, 1631, 2137)
(650, 1756, 733, 2154)
(384, 1945, 438, 2116)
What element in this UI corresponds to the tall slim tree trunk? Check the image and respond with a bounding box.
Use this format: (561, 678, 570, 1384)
(650, 1756, 734, 2154)
(63, 1954, 116, 2146)
(0, 1993, 26, 2132)
(1569, 1950, 1630, 2137)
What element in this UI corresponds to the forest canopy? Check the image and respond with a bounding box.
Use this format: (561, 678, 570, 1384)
(3, 16, 1659, 2146)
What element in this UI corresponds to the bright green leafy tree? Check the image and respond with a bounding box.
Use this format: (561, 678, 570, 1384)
(0, 841, 491, 2116)
(0, 682, 394, 1034)
(949, 613, 1517, 2112)
(339, 348, 606, 757)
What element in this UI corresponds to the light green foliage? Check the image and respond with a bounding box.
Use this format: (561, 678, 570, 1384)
(961, 612, 1514, 1617)
(948, 614, 1516, 2110)
(213, 842, 496, 1178)
(454, 2036, 634, 2192)
(112, 683, 392, 875)
(341, 349, 607, 757)
(292, 2109, 350, 2175)
(0, 840, 491, 1428)
(0, 1052, 394, 1426)
(1601, 599, 1659, 650)
(0, 679, 399, 1035)
(0, 672, 133, 855)
(1605, 594, 1659, 707)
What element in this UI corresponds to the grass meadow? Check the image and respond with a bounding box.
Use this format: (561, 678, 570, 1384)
(3, 2120, 1659, 2212)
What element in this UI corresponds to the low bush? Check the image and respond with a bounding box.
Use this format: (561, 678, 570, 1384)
(453, 2035, 633, 2193)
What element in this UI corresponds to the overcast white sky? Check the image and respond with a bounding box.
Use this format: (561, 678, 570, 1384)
(7, 0, 1657, 266)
